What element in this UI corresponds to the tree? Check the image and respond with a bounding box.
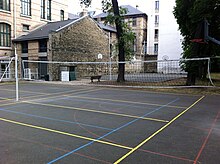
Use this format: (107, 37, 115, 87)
(173, 0, 220, 85)
(80, 0, 135, 82)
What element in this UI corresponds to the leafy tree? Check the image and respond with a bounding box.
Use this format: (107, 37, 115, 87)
(173, 0, 220, 85)
(80, 0, 135, 82)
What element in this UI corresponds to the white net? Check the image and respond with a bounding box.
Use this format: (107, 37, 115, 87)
(21, 57, 215, 87)
(0, 57, 15, 82)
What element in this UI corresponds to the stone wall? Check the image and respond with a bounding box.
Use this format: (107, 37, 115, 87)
(144, 55, 158, 73)
(49, 17, 110, 80)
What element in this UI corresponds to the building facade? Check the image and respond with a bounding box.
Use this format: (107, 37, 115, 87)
(94, 5, 148, 61)
(145, 0, 182, 60)
(0, 0, 68, 80)
(14, 16, 113, 81)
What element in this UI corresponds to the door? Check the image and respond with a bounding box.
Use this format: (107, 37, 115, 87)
(38, 57, 48, 79)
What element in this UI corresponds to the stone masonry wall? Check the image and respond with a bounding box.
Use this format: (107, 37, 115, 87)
(144, 55, 158, 73)
(49, 17, 110, 80)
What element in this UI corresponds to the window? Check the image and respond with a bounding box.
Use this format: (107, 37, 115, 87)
(155, 1, 159, 10)
(22, 24, 30, 31)
(47, 0, 51, 20)
(21, 0, 31, 16)
(40, 0, 45, 19)
(133, 35, 137, 52)
(21, 41, 28, 53)
(155, 15, 159, 26)
(0, 23, 11, 47)
(154, 43, 158, 54)
(0, 0, 10, 11)
(60, 10, 64, 21)
(154, 29, 159, 41)
(39, 39, 47, 52)
(132, 18, 137, 27)
(41, 0, 51, 20)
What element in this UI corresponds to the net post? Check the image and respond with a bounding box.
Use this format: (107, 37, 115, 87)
(207, 58, 214, 86)
(15, 46, 19, 101)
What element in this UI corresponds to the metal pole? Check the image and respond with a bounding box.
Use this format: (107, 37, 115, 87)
(109, 32, 112, 80)
(15, 46, 19, 101)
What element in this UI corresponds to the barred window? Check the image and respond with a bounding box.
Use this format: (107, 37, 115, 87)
(21, 0, 31, 16)
(0, 23, 11, 47)
(0, 0, 10, 11)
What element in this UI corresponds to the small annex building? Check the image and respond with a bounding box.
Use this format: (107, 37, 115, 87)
(13, 15, 116, 81)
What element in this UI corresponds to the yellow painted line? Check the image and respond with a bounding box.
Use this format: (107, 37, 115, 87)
(0, 96, 13, 101)
(0, 102, 19, 107)
(0, 117, 132, 150)
(23, 100, 169, 123)
(114, 96, 205, 164)
(106, 87, 202, 97)
(67, 95, 186, 109)
(21, 88, 101, 101)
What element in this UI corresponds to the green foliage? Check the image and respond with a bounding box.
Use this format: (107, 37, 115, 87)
(104, 13, 135, 60)
(174, 0, 220, 85)
(174, 0, 220, 58)
(80, 0, 135, 61)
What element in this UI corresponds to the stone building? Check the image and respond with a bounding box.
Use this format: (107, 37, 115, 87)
(0, 0, 68, 80)
(13, 16, 116, 81)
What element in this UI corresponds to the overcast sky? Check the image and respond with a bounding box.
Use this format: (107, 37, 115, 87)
(68, 0, 149, 15)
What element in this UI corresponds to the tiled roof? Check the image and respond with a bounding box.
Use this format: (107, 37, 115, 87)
(14, 16, 116, 42)
(97, 22, 116, 32)
(68, 13, 80, 19)
(94, 5, 146, 18)
(13, 18, 78, 42)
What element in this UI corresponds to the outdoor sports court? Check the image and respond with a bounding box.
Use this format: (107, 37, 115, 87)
(0, 81, 219, 164)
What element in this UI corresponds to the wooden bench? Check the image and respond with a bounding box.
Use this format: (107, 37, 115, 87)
(90, 75, 102, 82)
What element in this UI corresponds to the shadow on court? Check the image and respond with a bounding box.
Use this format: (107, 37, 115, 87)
(0, 81, 219, 164)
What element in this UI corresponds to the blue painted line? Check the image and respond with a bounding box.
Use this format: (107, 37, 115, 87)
(47, 98, 179, 164)
(0, 107, 113, 131)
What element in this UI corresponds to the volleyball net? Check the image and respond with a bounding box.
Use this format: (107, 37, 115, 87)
(19, 57, 217, 87)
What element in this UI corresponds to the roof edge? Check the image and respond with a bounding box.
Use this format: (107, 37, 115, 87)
(55, 15, 88, 32)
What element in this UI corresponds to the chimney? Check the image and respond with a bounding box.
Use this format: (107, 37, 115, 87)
(79, 8, 88, 17)
(97, 17, 101, 22)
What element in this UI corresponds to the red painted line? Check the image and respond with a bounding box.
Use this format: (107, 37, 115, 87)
(1, 132, 111, 164)
(193, 111, 220, 164)
(139, 149, 194, 163)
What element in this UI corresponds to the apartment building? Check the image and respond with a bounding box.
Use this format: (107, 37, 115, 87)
(0, 0, 68, 79)
(146, 0, 182, 60)
(94, 5, 148, 61)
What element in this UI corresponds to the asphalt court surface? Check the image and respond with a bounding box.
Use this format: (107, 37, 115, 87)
(0, 81, 219, 164)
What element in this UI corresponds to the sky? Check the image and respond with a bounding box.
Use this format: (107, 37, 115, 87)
(68, 0, 149, 15)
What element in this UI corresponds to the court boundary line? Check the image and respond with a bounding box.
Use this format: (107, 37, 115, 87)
(47, 98, 179, 164)
(66, 95, 186, 109)
(193, 111, 220, 164)
(0, 132, 112, 164)
(0, 107, 113, 131)
(0, 117, 133, 150)
(22, 100, 169, 123)
(114, 95, 205, 164)
(105, 87, 203, 97)
(18, 88, 186, 109)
